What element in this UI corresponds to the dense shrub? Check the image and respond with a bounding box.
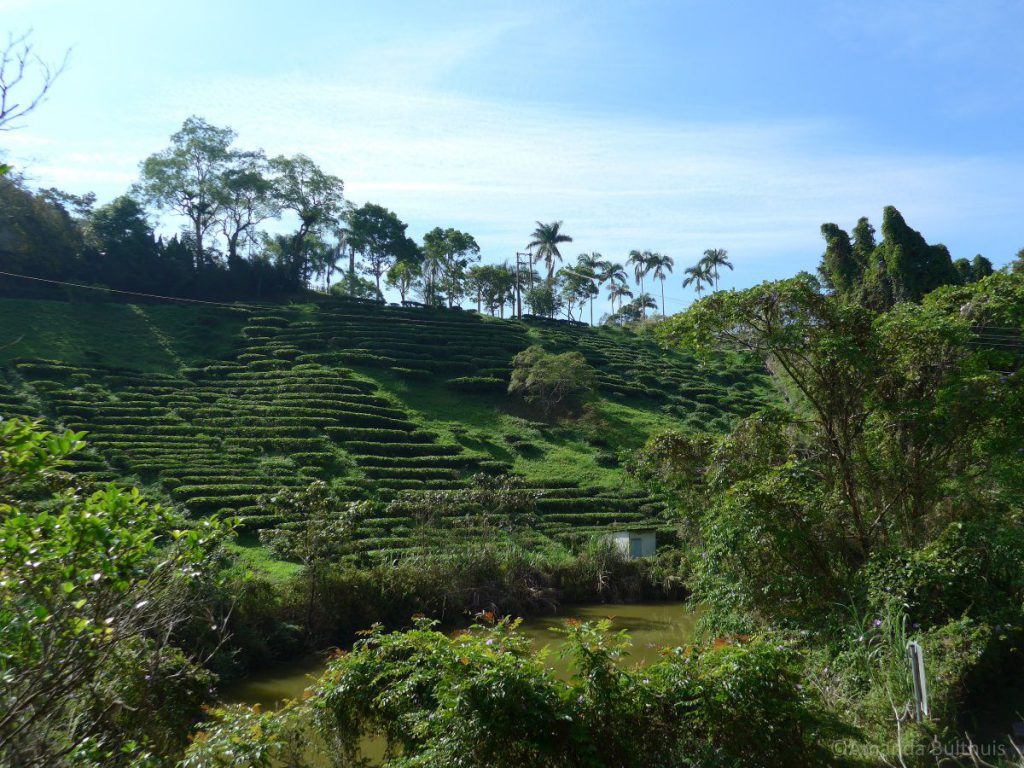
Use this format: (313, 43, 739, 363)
(508, 345, 597, 417)
(188, 621, 836, 768)
(862, 514, 1024, 629)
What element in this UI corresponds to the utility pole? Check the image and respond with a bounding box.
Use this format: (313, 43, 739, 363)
(515, 251, 531, 318)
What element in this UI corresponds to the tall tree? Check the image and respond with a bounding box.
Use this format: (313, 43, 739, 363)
(491, 263, 516, 318)
(422, 227, 480, 307)
(682, 261, 712, 299)
(699, 248, 732, 291)
(218, 150, 278, 266)
(0, 175, 84, 279)
(346, 203, 413, 297)
(601, 261, 628, 287)
(84, 196, 167, 290)
(627, 249, 653, 299)
(575, 253, 603, 326)
(527, 221, 573, 284)
(465, 263, 514, 315)
(137, 116, 236, 269)
(270, 153, 344, 284)
(557, 267, 597, 322)
(877, 205, 957, 302)
(818, 225, 858, 294)
(607, 279, 633, 313)
(385, 260, 422, 304)
(1012, 247, 1024, 275)
(971, 254, 994, 281)
(647, 252, 674, 316)
(850, 216, 876, 268)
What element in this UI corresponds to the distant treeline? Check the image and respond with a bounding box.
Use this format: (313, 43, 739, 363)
(3, 115, 1021, 312)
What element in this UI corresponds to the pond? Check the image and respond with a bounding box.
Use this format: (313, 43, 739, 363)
(222, 601, 699, 709)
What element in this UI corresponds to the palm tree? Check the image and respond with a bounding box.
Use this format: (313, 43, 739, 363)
(607, 280, 633, 313)
(700, 248, 733, 291)
(528, 221, 573, 284)
(682, 262, 712, 299)
(576, 252, 603, 326)
(634, 292, 658, 314)
(600, 260, 628, 286)
(646, 252, 674, 316)
(627, 250, 652, 294)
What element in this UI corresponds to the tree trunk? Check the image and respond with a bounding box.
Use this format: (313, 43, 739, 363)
(193, 218, 203, 271)
(661, 281, 666, 317)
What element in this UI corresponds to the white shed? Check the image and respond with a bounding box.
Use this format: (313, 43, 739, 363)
(608, 529, 657, 559)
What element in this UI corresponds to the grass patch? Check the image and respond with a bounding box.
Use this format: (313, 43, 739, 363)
(0, 299, 248, 372)
(224, 537, 302, 582)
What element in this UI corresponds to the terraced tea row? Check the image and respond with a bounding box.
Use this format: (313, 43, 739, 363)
(1, 297, 773, 558)
(239, 299, 770, 429)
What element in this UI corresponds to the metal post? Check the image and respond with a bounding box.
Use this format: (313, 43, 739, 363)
(907, 641, 929, 721)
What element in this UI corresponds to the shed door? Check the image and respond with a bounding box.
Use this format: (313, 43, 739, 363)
(629, 536, 644, 559)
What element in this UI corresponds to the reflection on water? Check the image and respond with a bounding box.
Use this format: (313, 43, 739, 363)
(515, 601, 700, 678)
(222, 601, 697, 709)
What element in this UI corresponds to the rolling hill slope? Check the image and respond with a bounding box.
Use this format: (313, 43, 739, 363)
(0, 297, 774, 557)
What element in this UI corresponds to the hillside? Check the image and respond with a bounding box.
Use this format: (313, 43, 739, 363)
(0, 297, 773, 560)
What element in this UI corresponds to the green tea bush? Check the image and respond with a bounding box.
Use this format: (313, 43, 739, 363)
(445, 376, 506, 394)
(343, 442, 461, 457)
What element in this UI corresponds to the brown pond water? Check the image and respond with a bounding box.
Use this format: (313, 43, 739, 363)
(222, 601, 698, 709)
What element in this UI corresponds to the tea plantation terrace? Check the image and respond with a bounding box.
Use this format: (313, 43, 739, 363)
(0, 298, 772, 557)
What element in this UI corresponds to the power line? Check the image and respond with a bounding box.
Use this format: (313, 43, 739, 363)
(0, 269, 254, 309)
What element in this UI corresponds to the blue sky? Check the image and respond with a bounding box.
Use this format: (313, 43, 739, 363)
(3, 0, 1023, 311)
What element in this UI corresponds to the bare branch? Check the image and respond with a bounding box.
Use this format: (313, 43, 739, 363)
(0, 30, 70, 131)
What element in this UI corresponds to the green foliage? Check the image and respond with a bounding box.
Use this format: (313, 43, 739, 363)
(256, 481, 356, 564)
(0, 417, 84, 492)
(422, 226, 481, 307)
(862, 514, 1024, 629)
(878, 206, 959, 302)
(3, 294, 766, 562)
(136, 116, 237, 267)
(445, 375, 506, 394)
(817, 207, 965, 308)
(508, 345, 597, 416)
(524, 282, 563, 318)
(0, 175, 85, 281)
(187, 620, 837, 767)
(656, 272, 1024, 627)
(345, 202, 415, 295)
(819, 222, 860, 294)
(465, 262, 516, 316)
(527, 220, 573, 284)
(385, 259, 421, 303)
(0, 418, 234, 765)
(181, 702, 307, 768)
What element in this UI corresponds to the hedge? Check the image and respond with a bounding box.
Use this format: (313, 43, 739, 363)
(185, 495, 263, 513)
(445, 376, 506, 395)
(343, 442, 462, 457)
(390, 367, 433, 381)
(328, 427, 437, 443)
(354, 455, 480, 469)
